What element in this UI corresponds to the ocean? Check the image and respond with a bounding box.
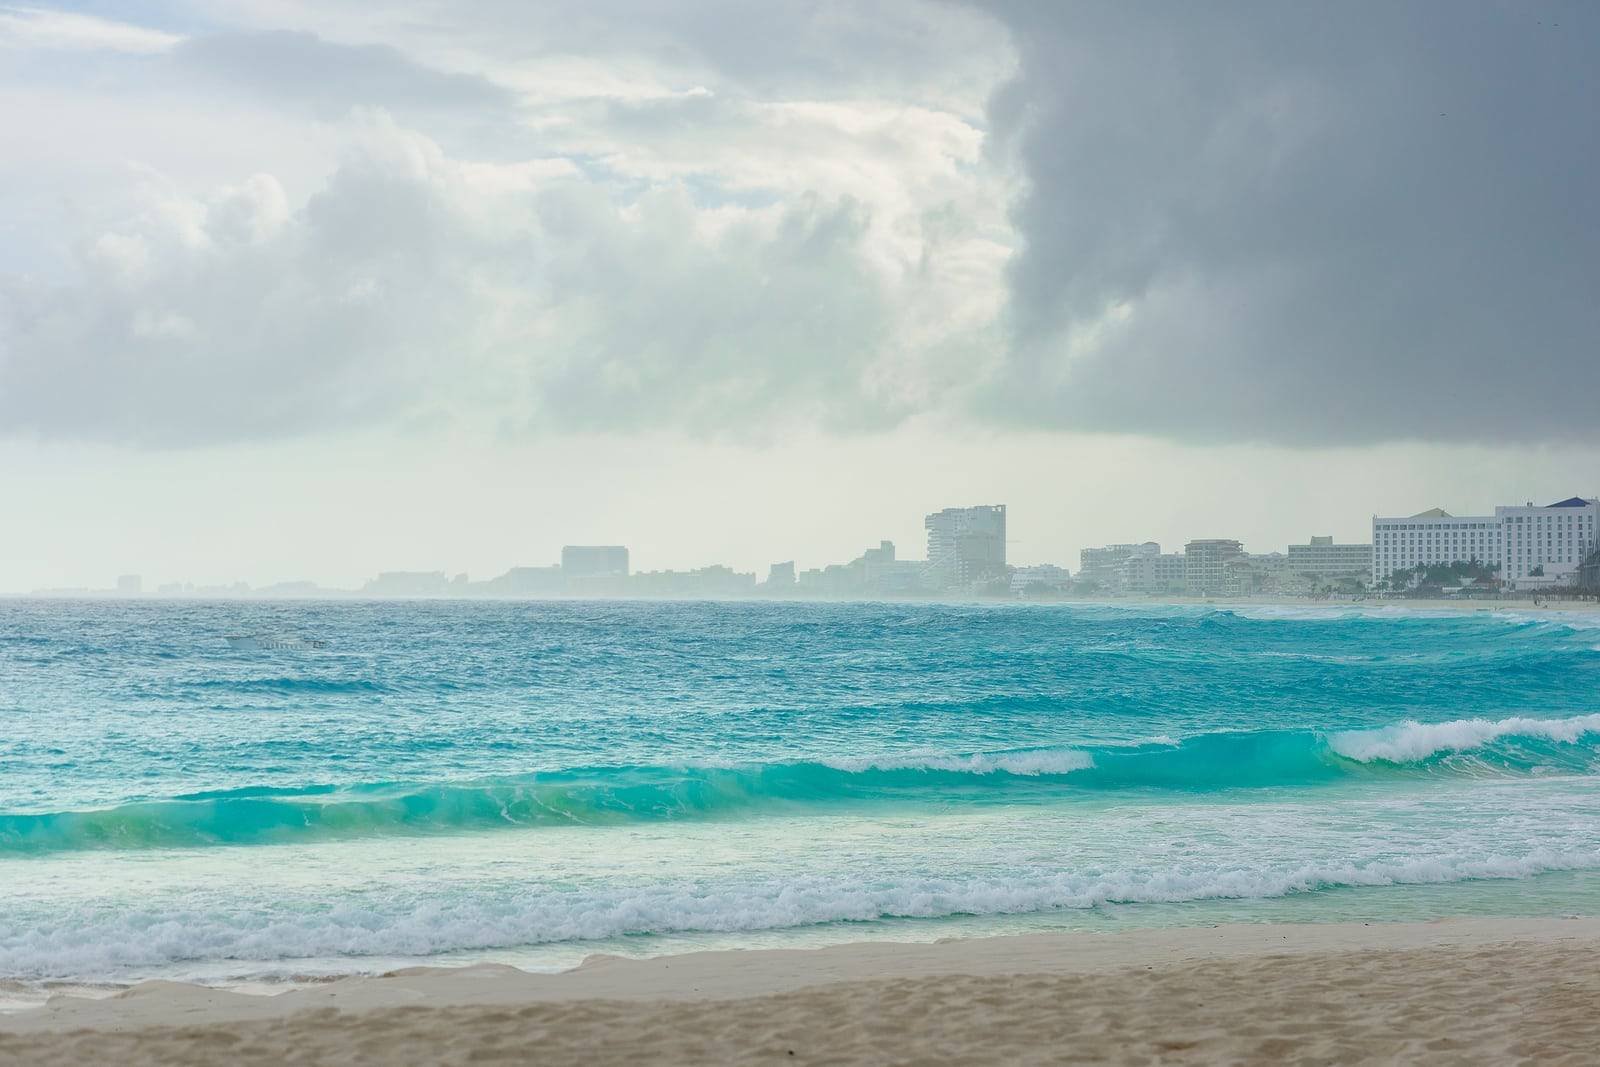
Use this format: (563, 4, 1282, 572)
(3, 597, 1599, 995)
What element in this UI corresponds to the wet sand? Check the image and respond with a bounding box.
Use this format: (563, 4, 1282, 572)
(3, 917, 1597, 1065)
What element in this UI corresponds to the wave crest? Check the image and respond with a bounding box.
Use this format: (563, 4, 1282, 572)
(5, 714, 1600, 854)
(1330, 714, 1600, 763)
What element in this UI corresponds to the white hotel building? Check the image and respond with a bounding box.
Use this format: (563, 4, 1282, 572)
(1497, 498, 1599, 585)
(1372, 497, 1599, 588)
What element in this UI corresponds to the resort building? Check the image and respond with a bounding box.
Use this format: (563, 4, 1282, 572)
(1371, 509, 1499, 584)
(629, 565, 756, 597)
(1286, 536, 1373, 582)
(925, 505, 1008, 590)
(1078, 542, 1159, 592)
(361, 571, 451, 596)
(1580, 548, 1600, 593)
(1373, 498, 1599, 589)
(1496, 498, 1600, 588)
(479, 565, 564, 596)
(560, 545, 630, 578)
(1184, 539, 1244, 596)
(1222, 553, 1293, 596)
(798, 540, 925, 597)
(1121, 551, 1187, 594)
(1010, 564, 1072, 597)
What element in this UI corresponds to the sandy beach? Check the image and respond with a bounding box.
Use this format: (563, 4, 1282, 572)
(3, 917, 1597, 1065)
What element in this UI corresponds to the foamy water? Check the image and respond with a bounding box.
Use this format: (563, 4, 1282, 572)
(3, 598, 1600, 988)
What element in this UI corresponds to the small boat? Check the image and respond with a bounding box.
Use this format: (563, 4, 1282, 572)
(224, 633, 328, 651)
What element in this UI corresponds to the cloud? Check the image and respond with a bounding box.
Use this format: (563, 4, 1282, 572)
(170, 30, 515, 119)
(0, 115, 984, 445)
(312, 0, 1013, 110)
(0, 3, 1013, 449)
(25, 2, 1596, 452)
(0, 6, 180, 54)
(978, 0, 1600, 444)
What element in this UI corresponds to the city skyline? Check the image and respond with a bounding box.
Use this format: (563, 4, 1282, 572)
(25, 489, 1598, 600)
(4, 3, 1599, 594)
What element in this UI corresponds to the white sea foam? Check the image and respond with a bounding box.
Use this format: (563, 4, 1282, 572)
(823, 750, 1095, 776)
(1329, 714, 1600, 763)
(1228, 604, 1459, 622)
(1494, 610, 1600, 632)
(4, 846, 1599, 981)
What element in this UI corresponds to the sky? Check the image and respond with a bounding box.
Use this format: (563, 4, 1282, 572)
(1, 1, 1597, 591)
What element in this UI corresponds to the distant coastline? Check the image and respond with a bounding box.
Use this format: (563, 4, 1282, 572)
(8, 590, 1600, 614)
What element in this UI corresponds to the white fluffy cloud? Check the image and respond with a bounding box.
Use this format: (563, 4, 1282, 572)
(0, 1, 1019, 445)
(0, 107, 1001, 443)
(0, 6, 180, 54)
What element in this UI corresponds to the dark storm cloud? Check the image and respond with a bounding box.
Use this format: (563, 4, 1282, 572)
(978, 0, 1600, 444)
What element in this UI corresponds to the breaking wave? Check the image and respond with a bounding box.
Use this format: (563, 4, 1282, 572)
(4, 847, 1598, 980)
(4, 714, 1598, 855)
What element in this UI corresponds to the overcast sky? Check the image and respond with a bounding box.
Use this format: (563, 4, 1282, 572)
(2, 1, 1597, 591)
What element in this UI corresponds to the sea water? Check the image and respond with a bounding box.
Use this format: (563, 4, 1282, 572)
(2, 598, 1599, 993)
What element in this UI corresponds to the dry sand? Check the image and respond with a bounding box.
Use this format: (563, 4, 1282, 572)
(3, 917, 1598, 1065)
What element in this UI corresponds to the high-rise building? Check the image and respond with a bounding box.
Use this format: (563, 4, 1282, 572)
(561, 545, 630, 578)
(924, 505, 1007, 590)
(1184, 539, 1244, 596)
(1371, 508, 1497, 584)
(1372, 497, 1598, 589)
(1496, 498, 1599, 587)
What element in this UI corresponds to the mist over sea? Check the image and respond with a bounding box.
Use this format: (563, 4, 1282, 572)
(3, 598, 1600, 990)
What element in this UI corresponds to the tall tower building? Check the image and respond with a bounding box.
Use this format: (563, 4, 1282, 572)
(924, 505, 1007, 590)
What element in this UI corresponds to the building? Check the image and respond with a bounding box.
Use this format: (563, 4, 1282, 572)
(1580, 548, 1600, 593)
(1010, 564, 1072, 597)
(1496, 498, 1599, 588)
(1372, 508, 1499, 585)
(362, 571, 450, 596)
(561, 545, 629, 578)
(1287, 536, 1373, 582)
(1121, 551, 1186, 595)
(479, 566, 565, 596)
(1223, 552, 1293, 596)
(1078, 542, 1159, 593)
(1184, 539, 1244, 596)
(1372, 497, 1599, 590)
(764, 561, 796, 588)
(924, 505, 1007, 591)
(797, 541, 928, 597)
(629, 565, 756, 598)
(116, 574, 142, 595)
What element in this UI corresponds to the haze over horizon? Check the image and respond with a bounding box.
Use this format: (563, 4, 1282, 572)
(3, 1, 1597, 592)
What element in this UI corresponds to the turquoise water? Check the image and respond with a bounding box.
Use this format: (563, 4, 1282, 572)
(2, 598, 1599, 988)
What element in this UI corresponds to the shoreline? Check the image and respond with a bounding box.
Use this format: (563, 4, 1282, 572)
(4, 916, 1599, 1064)
(6, 592, 1599, 616)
